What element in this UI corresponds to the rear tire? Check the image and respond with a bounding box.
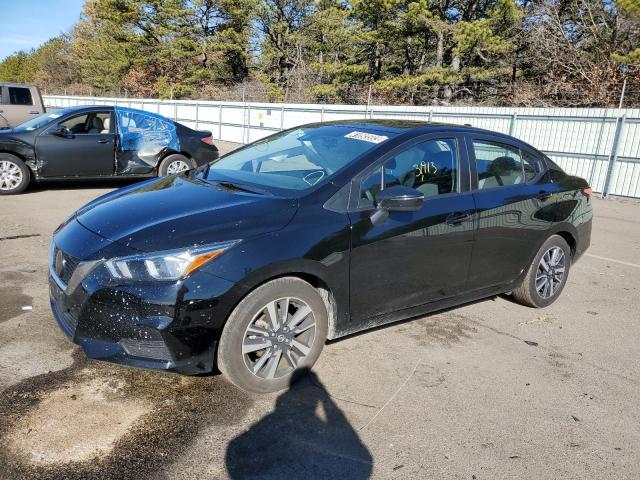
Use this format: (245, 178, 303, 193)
(158, 154, 195, 176)
(218, 277, 328, 393)
(0, 153, 30, 195)
(512, 235, 571, 308)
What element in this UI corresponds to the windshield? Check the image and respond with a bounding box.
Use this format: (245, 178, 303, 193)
(13, 108, 74, 132)
(205, 125, 395, 192)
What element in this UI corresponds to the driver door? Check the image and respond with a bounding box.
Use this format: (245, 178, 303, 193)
(37, 111, 115, 177)
(348, 134, 476, 323)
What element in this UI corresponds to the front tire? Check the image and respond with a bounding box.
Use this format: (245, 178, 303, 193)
(0, 154, 30, 195)
(158, 154, 195, 176)
(218, 277, 328, 393)
(512, 235, 571, 308)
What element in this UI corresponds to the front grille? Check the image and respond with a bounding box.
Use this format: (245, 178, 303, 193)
(54, 246, 80, 285)
(52, 296, 78, 336)
(120, 339, 173, 361)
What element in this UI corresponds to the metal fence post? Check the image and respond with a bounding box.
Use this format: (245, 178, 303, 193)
(320, 106, 325, 123)
(173, 101, 178, 121)
(195, 102, 199, 131)
(246, 104, 251, 144)
(429, 110, 433, 123)
(281, 105, 285, 131)
(602, 114, 626, 197)
(509, 113, 518, 136)
(218, 105, 223, 140)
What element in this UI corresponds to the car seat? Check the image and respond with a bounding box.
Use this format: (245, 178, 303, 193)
(479, 156, 523, 188)
(101, 117, 111, 134)
(87, 116, 104, 134)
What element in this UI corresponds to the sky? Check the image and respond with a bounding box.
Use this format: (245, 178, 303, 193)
(0, 0, 86, 61)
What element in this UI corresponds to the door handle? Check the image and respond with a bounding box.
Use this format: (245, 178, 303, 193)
(536, 190, 552, 201)
(97, 139, 110, 144)
(446, 211, 473, 226)
(29, 110, 40, 114)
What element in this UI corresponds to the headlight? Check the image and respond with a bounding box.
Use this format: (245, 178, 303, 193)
(104, 240, 239, 282)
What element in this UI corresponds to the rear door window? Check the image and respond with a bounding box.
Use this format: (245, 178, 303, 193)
(8, 87, 33, 106)
(472, 140, 524, 189)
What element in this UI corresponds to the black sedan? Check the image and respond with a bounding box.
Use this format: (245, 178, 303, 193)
(0, 105, 218, 194)
(49, 120, 592, 393)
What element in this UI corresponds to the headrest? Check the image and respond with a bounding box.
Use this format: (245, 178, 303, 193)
(91, 116, 104, 130)
(488, 156, 518, 174)
(391, 149, 422, 170)
(431, 150, 453, 166)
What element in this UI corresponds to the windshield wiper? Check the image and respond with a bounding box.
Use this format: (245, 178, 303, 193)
(212, 180, 269, 195)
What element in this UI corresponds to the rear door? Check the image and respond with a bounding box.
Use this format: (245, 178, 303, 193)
(348, 133, 476, 322)
(37, 110, 116, 177)
(1, 86, 41, 127)
(465, 134, 553, 290)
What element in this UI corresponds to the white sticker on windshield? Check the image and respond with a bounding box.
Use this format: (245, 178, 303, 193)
(344, 131, 388, 144)
(49, 114, 61, 119)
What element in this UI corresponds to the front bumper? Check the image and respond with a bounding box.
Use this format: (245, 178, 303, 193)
(49, 274, 228, 374)
(49, 223, 237, 375)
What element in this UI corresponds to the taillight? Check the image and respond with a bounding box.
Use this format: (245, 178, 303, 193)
(582, 187, 592, 202)
(201, 136, 213, 145)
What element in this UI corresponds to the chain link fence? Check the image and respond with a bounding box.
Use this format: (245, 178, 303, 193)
(44, 95, 640, 198)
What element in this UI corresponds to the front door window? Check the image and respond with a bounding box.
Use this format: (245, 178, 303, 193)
(360, 138, 458, 207)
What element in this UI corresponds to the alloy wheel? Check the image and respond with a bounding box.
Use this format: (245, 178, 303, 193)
(535, 246, 566, 299)
(0, 160, 23, 191)
(166, 159, 190, 174)
(242, 297, 316, 380)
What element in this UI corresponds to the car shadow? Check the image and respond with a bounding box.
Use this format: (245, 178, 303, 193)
(26, 178, 144, 193)
(225, 369, 373, 479)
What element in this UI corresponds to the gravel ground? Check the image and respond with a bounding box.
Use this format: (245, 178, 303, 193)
(0, 147, 639, 479)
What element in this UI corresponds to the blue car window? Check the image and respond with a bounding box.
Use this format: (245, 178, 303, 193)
(114, 107, 180, 154)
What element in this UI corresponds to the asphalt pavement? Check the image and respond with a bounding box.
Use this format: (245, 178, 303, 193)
(0, 144, 639, 479)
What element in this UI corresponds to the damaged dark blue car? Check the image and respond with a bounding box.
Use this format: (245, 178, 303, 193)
(0, 105, 218, 194)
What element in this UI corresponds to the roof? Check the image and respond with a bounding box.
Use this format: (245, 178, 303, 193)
(0, 82, 38, 88)
(307, 119, 497, 136)
(50, 105, 112, 112)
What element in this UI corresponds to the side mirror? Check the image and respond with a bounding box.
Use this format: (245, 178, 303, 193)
(52, 125, 71, 137)
(375, 185, 424, 212)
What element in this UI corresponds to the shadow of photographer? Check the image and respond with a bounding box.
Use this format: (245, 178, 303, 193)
(225, 369, 373, 479)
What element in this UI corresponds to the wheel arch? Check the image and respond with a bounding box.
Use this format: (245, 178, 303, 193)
(554, 230, 577, 256)
(156, 150, 195, 173)
(514, 224, 579, 288)
(0, 148, 37, 177)
(218, 262, 344, 342)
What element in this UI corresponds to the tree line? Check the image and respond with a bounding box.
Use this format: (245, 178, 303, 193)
(0, 0, 638, 106)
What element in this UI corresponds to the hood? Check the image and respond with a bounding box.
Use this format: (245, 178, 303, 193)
(0, 130, 22, 141)
(0, 130, 33, 144)
(75, 175, 298, 252)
